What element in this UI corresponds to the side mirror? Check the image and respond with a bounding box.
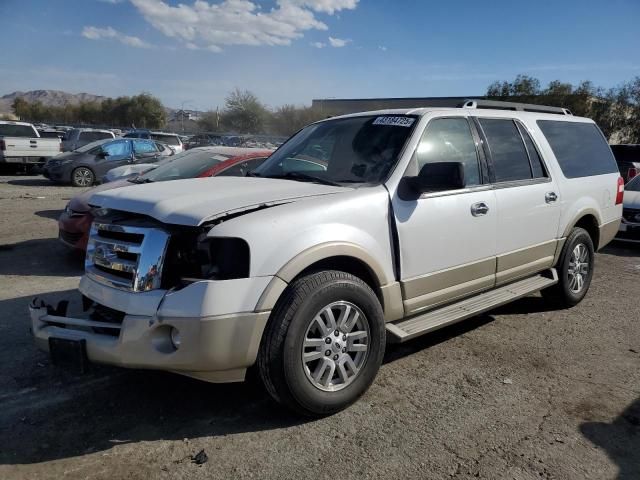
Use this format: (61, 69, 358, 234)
(97, 150, 108, 159)
(407, 162, 465, 194)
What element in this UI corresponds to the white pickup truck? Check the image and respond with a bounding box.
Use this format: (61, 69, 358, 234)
(0, 121, 61, 169)
(30, 100, 622, 416)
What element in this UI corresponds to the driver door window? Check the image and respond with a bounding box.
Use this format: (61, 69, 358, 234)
(416, 118, 481, 187)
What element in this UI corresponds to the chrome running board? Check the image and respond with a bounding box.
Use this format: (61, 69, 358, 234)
(387, 269, 558, 343)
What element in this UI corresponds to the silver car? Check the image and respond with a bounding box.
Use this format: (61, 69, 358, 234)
(617, 175, 640, 243)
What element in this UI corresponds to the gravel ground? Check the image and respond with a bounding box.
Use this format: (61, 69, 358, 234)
(0, 173, 638, 480)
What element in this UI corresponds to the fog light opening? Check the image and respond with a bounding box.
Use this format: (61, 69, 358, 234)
(170, 327, 181, 350)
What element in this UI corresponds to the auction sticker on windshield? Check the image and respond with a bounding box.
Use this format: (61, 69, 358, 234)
(372, 116, 415, 127)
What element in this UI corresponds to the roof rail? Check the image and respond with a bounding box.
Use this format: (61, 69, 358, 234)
(461, 99, 572, 116)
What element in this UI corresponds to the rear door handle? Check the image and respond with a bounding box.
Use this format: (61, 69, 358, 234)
(545, 192, 558, 203)
(471, 202, 489, 217)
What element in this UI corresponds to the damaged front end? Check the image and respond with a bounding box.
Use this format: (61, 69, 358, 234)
(29, 207, 276, 382)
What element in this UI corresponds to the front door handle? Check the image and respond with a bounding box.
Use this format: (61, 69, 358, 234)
(471, 202, 489, 217)
(545, 192, 558, 203)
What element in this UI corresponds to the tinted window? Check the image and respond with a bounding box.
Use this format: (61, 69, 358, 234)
(246, 156, 268, 171)
(216, 162, 246, 177)
(151, 134, 180, 146)
(0, 124, 36, 137)
(516, 122, 547, 178)
(80, 131, 112, 142)
(479, 119, 531, 182)
(416, 118, 480, 186)
(38, 130, 64, 139)
(133, 140, 157, 154)
(538, 121, 618, 178)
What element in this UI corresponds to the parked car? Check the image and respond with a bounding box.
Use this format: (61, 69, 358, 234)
(610, 144, 640, 183)
(31, 100, 622, 416)
(0, 121, 61, 171)
(124, 130, 184, 154)
(43, 138, 172, 187)
(184, 132, 226, 149)
(616, 174, 640, 243)
(61, 128, 115, 152)
(102, 146, 273, 183)
(58, 147, 272, 250)
(37, 129, 67, 140)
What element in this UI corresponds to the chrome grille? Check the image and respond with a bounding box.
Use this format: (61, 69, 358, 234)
(85, 222, 170, 292)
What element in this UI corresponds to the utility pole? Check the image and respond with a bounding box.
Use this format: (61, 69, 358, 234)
(180, 99, 193, 134)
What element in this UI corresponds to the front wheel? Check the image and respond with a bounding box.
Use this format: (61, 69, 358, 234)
(542, 227, 595, 307)
(71, 167, 95, 187)
(258, 270, 386, 416)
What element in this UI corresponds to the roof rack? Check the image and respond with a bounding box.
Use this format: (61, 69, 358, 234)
(461, 99, 572, 116)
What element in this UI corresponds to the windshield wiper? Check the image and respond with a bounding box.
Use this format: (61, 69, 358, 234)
(263, 171, 342, 186)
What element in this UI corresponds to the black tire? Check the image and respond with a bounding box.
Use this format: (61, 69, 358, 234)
(71, 167, 95, 187)
(542, 227, 595, 307)
(258, 270, 386, 417)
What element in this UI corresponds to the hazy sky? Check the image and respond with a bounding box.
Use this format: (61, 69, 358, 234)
(1, 0, 639, 110)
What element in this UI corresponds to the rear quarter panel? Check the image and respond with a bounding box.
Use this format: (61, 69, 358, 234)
(523, 116, 622, 240)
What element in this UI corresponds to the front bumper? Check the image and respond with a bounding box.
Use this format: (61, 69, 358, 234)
(30, 275, 275, 382)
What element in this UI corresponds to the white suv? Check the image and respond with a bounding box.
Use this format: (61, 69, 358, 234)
(30, 100, 622, 416)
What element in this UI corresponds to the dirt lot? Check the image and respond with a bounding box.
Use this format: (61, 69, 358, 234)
(0, 173, 638, 480)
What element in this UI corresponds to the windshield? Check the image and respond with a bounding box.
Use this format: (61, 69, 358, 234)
(136, 149, 232, 182)
(75, 139, 112, 152)
(627, 175, 640, 192)
(255, 115, 417, 184)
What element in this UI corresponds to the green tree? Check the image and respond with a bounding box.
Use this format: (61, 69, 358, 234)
(221, 88, 268, 133)
(271, 104, 325, 136)
(198, 110, 221, 132)
(11, 98, 29, 119)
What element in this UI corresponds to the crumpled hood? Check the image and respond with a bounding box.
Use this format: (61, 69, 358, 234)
(69, 179, 131, 212)
(88, 177, 349, 226)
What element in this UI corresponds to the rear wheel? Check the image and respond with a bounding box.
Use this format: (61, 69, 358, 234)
(71, 167, 95, 187)
(258, 270, 385, 416)
(542, 227, 595, 307)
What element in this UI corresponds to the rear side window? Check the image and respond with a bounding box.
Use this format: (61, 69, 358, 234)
(0, 124, 36, 137)
(537, 121, 618, 178)
(133, 140, 157, 154)
(80, 131, 112, 142)
(151, 134, 180, 146)
(478, 119, 532, 182)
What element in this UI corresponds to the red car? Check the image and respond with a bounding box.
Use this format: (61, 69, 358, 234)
(58, 147, 272, 250)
